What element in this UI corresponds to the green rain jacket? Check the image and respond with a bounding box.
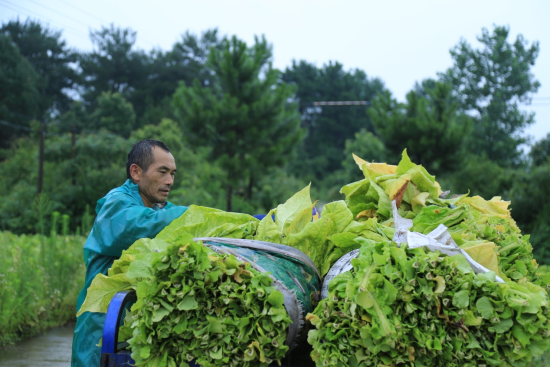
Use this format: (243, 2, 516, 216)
(71, 179, 187, 367)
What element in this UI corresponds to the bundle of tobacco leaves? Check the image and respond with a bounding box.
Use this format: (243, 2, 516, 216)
(340, 150, 542, 285)
(80, 232, 291, 367)
(307, 240, 550, 367)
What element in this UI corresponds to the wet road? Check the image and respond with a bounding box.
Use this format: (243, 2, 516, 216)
(0, 323, 74, 367)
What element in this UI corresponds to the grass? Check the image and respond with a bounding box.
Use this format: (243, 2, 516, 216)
(0, 227, 85, 346)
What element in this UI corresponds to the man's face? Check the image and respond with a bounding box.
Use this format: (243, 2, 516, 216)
(130, 147, 177, 208)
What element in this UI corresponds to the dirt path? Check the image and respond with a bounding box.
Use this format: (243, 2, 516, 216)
(0, 323, 74, 366)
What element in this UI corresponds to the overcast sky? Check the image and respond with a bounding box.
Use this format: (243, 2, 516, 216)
(2, 0, 549, 145)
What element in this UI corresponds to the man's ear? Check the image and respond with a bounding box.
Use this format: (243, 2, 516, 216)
(129, 163, 142, 183)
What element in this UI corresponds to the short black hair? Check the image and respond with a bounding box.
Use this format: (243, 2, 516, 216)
(126, 139, 171, 180)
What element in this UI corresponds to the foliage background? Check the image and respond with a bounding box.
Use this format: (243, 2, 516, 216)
(1, 20, 548, 262)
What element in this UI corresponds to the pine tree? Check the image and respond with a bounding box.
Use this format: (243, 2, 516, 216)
(173, 36, 303, 211)
(440, 26, 540, 167)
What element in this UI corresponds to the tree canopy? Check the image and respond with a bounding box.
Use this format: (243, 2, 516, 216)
(0, 19, 78, 117)
(0, 34, 40, 147)
(369, 82, 472, 175)
(0, 19, 548, 262)
(441, 26, 540, 167)
(282, 61, 386, 181)
(173, 35, 303, 210)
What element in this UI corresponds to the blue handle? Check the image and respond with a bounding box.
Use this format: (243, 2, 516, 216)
(102, 290, 136, 354)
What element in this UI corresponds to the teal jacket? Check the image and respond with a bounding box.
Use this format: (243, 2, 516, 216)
(71, 179, 187, 367)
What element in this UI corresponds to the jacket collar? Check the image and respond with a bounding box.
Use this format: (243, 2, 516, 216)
(123, 179, 147, 207)
(123, 179, 165, 210)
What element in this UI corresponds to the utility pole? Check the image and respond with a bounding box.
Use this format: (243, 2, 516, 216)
(72, 124, 76, 186)
(37, 122, 44, 195)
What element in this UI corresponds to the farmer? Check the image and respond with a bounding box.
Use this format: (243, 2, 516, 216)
(71, 139, 188, 367)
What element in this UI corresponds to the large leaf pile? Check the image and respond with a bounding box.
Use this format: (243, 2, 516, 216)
(79, 213, 291, 367)
(341, 150, 541, 285)
(303, 150, 550, 366)
(307, 240, 550, 367)
(124, 235, 290, 367)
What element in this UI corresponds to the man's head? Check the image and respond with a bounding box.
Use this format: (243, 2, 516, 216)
(127, 140, 176, 208)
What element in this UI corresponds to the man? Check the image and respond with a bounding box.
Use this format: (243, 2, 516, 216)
(71, 139, 188, 366)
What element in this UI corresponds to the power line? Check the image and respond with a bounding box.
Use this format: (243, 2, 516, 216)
(53, 0, 105, 24)
(0, 119, 65, 136)
(4, 0, 160, 49)
(0, 0, 89, 41)
(24, 0, 93, 30)
(0, 119, 31, 131)
(51, 0, 159, 48)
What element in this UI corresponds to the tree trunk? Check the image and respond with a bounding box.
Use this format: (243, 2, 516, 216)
(37, 123, 44, 195)
(247, 176, 254, 200)
(226, 184, 233, 212)
(71, 124, 76, 186)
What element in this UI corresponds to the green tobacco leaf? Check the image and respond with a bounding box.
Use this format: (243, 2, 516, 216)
(109, 238, 171, 276)
(464, 310, 482, 326)
(157, 205, 258, 240)
(322, 201, 353, 233)
(321, 249, 344, 276)
(157, 205, 222, 240)
(126, 252, 158, 279)
(433, 276, 446, 294)
(340, 178, 370, 198)
(77, 273, 133, 316)
(512, 324, 531, 347)
(411, 192, 430, 214)
(152, 307, 170, 322)
(412, 205, 467, 234)
(254, 209, 281, 242)
(489, 318, 514, 333)
(395, 149, 416, 175)
(267, 290, 285, 308)
(275, 184, 312, 236)
(287, 213, 337, 270)
(407, 166, 439, 199)
(285, 201, 317, 237)
(452, 290, 470, 308)
(366, 180, 392, 219)
(177, 295, 199, 311)
(328, 232, 360, 248)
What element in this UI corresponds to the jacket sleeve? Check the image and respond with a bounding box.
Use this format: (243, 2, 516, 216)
(90, 193, 187, 257)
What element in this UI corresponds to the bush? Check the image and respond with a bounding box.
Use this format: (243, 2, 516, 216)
(0, 219, 85, 346)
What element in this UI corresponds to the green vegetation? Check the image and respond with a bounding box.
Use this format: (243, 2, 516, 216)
(0, 213, 85, 346)
(1, 21, 547, 257)
(172, 35, 303, 211)
(309, 242, 550, 367)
